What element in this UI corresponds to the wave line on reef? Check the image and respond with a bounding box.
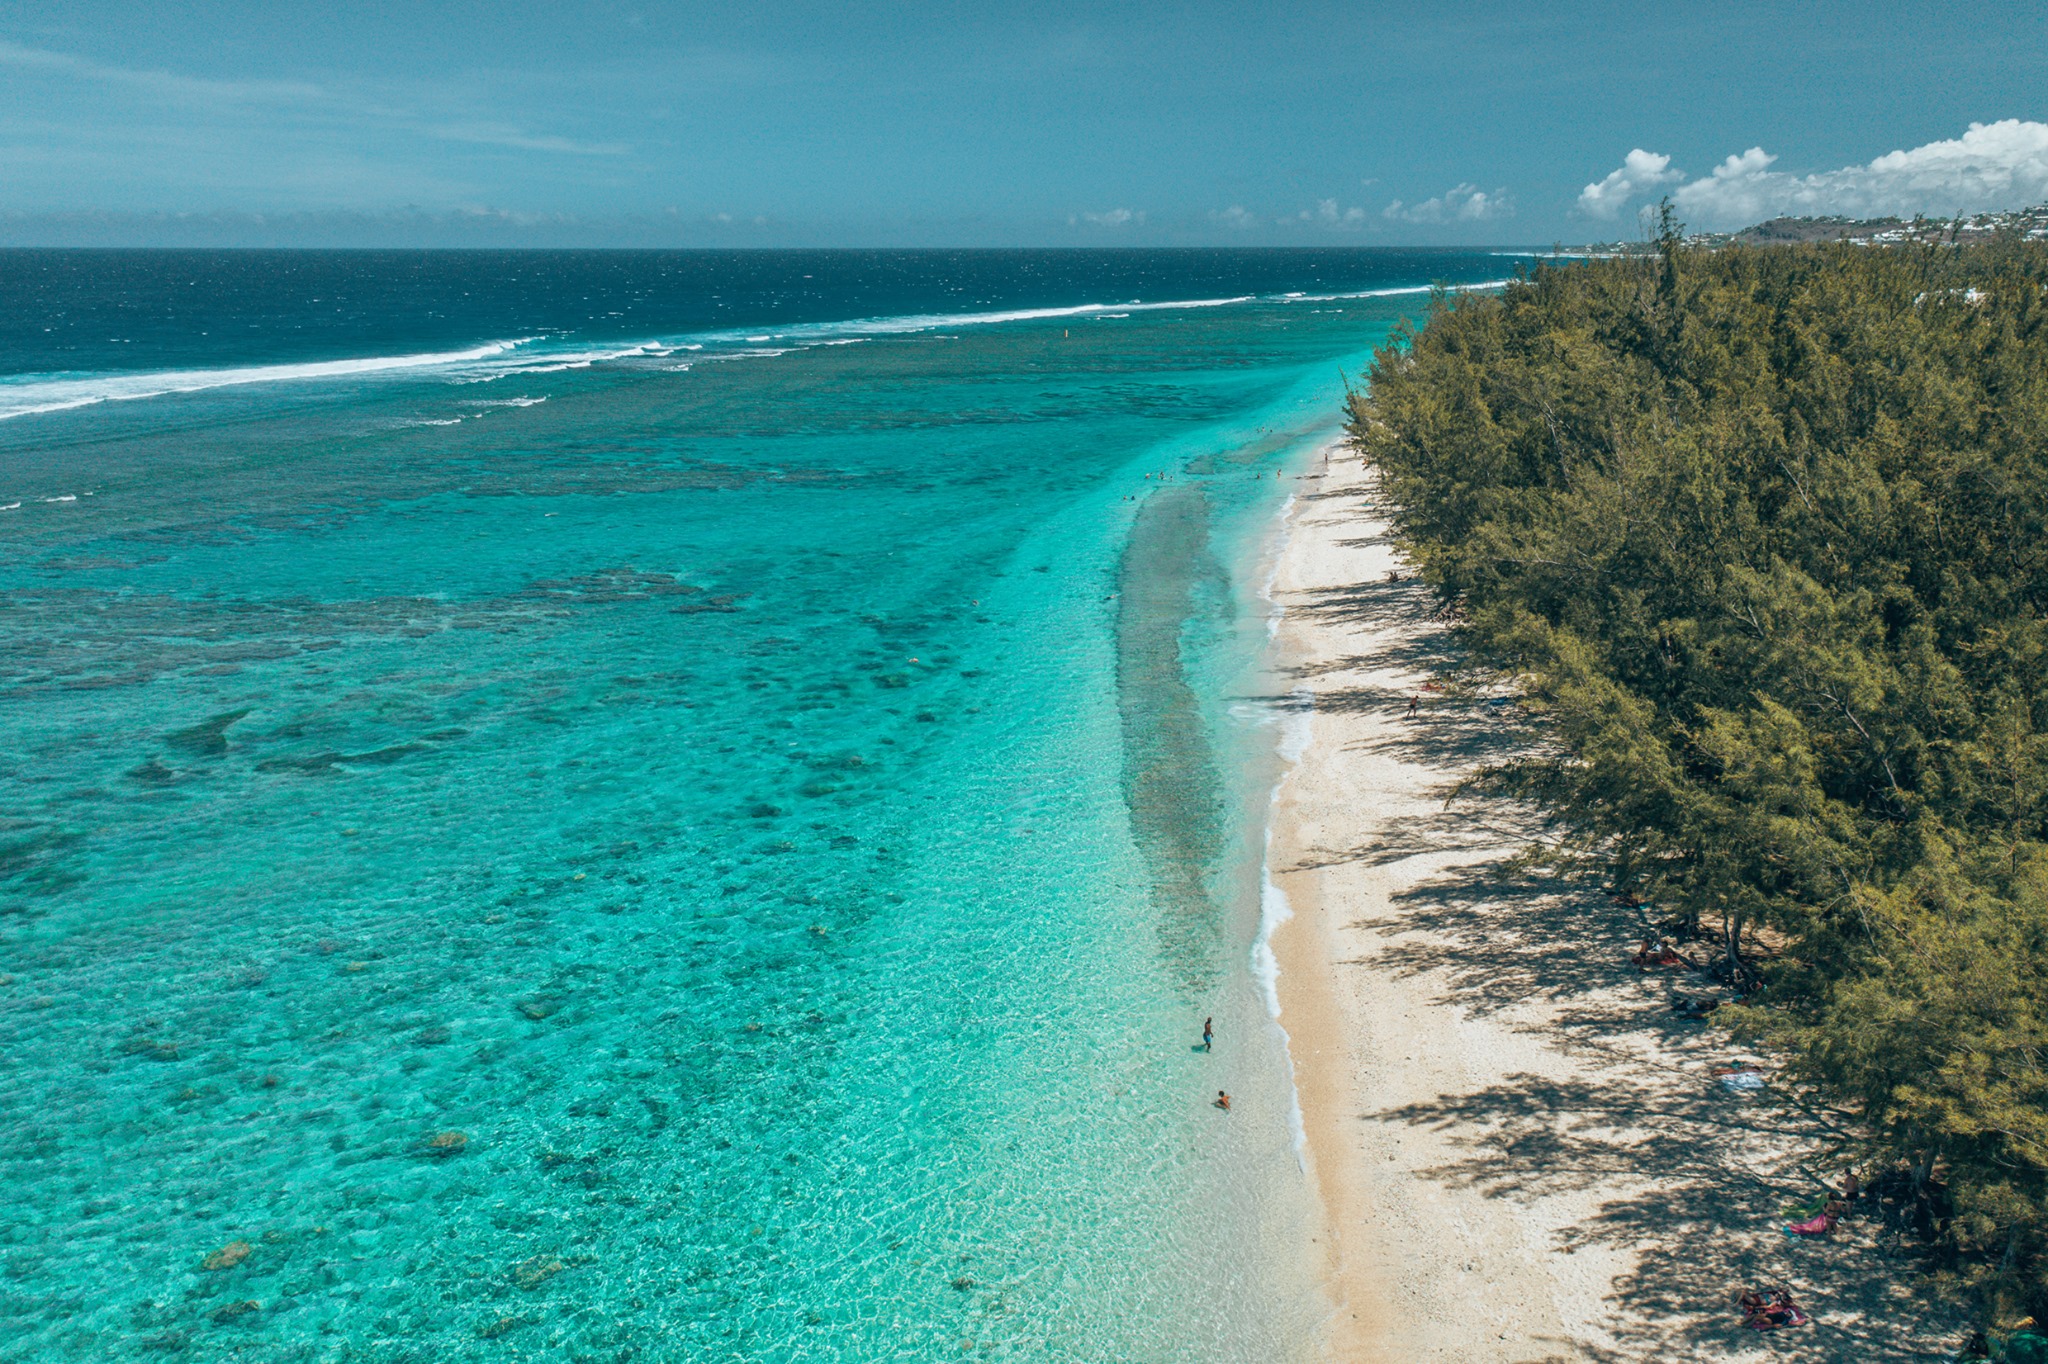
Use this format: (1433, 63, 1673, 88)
(2, 281, 1508, 422)
(0, 339, 534, 420)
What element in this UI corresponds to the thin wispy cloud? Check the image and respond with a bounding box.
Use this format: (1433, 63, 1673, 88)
(0, 38, 626, 165)
(1582, 120, 2048, 227)
(1071, 207, 1143, 227)
(1382, 183, 1512, 223)
(0, 38, 325, 104)
(432, 124, 629, 157)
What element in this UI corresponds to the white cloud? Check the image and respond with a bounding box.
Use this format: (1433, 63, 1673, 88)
(1297, 198, 1368, 226)
(1382, 183, 1512, 224)
(1576, 149, 1681, 219)
(0, 37, 324, 104)
(1582, 121, 2048, 228)
(432, 123, 627, 156)
(1211, 205, 1258, 230)
(1074, 207, 1142, 227)
(0, 38, 626, 160)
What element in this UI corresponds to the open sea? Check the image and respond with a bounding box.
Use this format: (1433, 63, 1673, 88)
(0, 249, 1506, 1363)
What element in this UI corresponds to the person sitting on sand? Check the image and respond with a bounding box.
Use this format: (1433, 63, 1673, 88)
(1214, 1091, 1230, 1111)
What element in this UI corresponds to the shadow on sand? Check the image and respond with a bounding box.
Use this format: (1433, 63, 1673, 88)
(1265, 561, 1962, 1361)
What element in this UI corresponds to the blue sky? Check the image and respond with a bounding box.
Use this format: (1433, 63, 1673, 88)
(3, 0, 2046, 245)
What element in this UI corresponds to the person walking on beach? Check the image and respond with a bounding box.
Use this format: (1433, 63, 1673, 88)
(1214, 1091, 1231, 1111)
(1202, 1017, 1214, 1051)
(1407, 695, 1419, 716)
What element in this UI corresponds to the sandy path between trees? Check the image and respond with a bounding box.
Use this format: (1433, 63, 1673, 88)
(1265, 441, 1960, 1362)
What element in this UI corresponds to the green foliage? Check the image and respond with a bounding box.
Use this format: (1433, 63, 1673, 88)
(1352, 237, 2048, 1316)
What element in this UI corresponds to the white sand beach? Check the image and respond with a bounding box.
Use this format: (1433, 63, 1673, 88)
(1266, 441, 1963, 1362)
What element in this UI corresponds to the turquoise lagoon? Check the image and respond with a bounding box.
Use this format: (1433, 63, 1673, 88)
(0, 253, 1499, 1362)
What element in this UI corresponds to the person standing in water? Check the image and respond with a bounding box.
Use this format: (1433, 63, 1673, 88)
(1201, 1017, 1213, 1051)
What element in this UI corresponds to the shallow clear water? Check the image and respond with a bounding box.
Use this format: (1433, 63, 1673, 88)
(0, 251, 1493, 1362)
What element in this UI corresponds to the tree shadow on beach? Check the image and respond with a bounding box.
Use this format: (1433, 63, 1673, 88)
(1341, 830, 1965, 1360)
(1267, 475, 1966, 1358)
(1286, 574, 1442, 631)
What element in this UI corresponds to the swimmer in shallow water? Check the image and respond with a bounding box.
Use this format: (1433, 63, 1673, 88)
(1214, 1091, 1231, 1111)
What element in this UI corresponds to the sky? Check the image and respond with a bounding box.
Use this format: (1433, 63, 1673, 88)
(2, 0, 2046, 246)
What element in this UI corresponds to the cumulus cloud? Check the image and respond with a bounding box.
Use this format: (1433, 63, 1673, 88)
(1211, 205, 1258, 230)
(1581, 121, 2048, 228)
(1071, 207, 1142, 227)
(1382, 183, 1512, 224)
(1577, 149, 1682, 219)
(1297, 198, 1368, 226)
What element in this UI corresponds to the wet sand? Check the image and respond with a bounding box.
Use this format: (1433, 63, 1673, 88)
(1265, 441, 1962, 1362)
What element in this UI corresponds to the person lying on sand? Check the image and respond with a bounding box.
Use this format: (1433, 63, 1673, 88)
(1630, 937, 1695, 969)
(1786, 1202, 1844, 1236)
(1739, 1287, 1809, 1330)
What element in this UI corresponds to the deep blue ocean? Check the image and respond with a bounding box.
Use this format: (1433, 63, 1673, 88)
(0, 249, 1508, 1362)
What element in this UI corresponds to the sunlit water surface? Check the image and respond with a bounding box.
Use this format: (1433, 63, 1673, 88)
(0, 250, 1504, 1362)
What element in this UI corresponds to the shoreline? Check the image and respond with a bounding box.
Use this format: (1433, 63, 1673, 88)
(1261, 442, 1963, 1361)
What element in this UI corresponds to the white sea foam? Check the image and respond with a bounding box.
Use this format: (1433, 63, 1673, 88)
(680, 295, 1261, 352)
(0, 502, 20, 511)
(0, 340, 533, 422)
(1263, 493, 1298, 643)
(1282, 278, 1514, 303)
(1253, 693, 1316, 1170)
(0, 281, 1499, 425)
(1250, 470, 1324, 1170)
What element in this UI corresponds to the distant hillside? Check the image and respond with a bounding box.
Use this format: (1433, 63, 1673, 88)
(1732, 215, 1909, 243)
(1561, 204, 2048, 255)
(1730, 205, 2048, 245)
